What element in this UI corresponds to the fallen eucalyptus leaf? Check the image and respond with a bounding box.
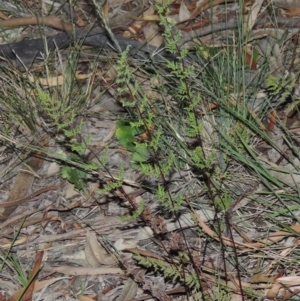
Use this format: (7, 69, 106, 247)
(116, 278, 138, 301)
(114, 238, 137, 251)
(85, 230, 116, 266)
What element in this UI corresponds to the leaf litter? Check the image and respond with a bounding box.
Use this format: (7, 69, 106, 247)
(1, 0, 300, 300)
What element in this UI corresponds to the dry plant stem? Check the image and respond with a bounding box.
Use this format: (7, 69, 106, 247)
(191, 0, 239, 18)
(0, 4, 144, 35)
(0, 185, 58, 208)
(189, 198, 300, 250)
(33, 217, 131, 244)
(124, 248, 165, 260)
(59, 0, 86, 27)
(0, 14, 298, 70)
(0, 193, 95, 235)
(178, 18, 240, 46)
(42, 266, 124, 275)
(0, 207, 47, 230)
(1, 213, 60, 236)
(29, 228, 85, 244)
(0, 15, 74, 31)
(243, 0, 264, 36)
(179, 15, 300, 46)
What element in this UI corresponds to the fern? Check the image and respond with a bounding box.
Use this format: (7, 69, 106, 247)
(98, 167, 124, 194)
(266, 74, 295, 103)
(135, 254, 200, 289)
(119, 200, 146, 221)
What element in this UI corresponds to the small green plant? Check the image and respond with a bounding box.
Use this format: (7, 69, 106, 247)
(34, 55, 97, 191)
(113, 0, 241, 295)
(135, 253, 200, 289)
(38, 88, 89, 190)
(265, 74, 296, 103)
(212, 286, 232, 301)
(116, 119, 151, 164)
(0, 219, 37, 298)
(37, 88, 75, 130)
(98, 167, 124, 194)
(61, 165, 87, 190)
(0, 254, 28, 287)
(119, 200, 146, 221)
(215, 191, 232, 212)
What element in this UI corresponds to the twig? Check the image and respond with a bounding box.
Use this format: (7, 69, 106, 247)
(0, 15, 74, 31)
(0, 185, 58, 208)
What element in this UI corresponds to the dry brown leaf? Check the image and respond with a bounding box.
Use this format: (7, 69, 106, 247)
(9, 277, 68, 301)
(0, 11, 8, 20)
(142, 15, 161, 21)
(125, 248, 164, 260)
(85, 230, 116, 266)
(114, 238, 137, 251)
(65, 183, 78, 199)
(0, 236, 28, 249)
(286, 7, 300, 16)
(243, 0, 264, 36)
(261, 271, 284, 298)
(136, 208, 215, 240)
(263, 224, 300, 243)
(251, 273, 273, 284)
(275, 1, 300, 16)
(0, 207, 47, 232)
(103, 2, 109, 17)
(33, 278, 72, 292)
(106, 65, 118, 81)
(266, 282, 283, 299)
(245, 50, 257, 70)
(179, 0, 190, 22)
(276, 276, 300, 286)
(143, 6, 163, 47)
(47, 162, 60, 176)
(0, 134, 48, 221)
(142, 14, 174, 24)
(190, 205, 267, 250)
(116, 278, 138, 301)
